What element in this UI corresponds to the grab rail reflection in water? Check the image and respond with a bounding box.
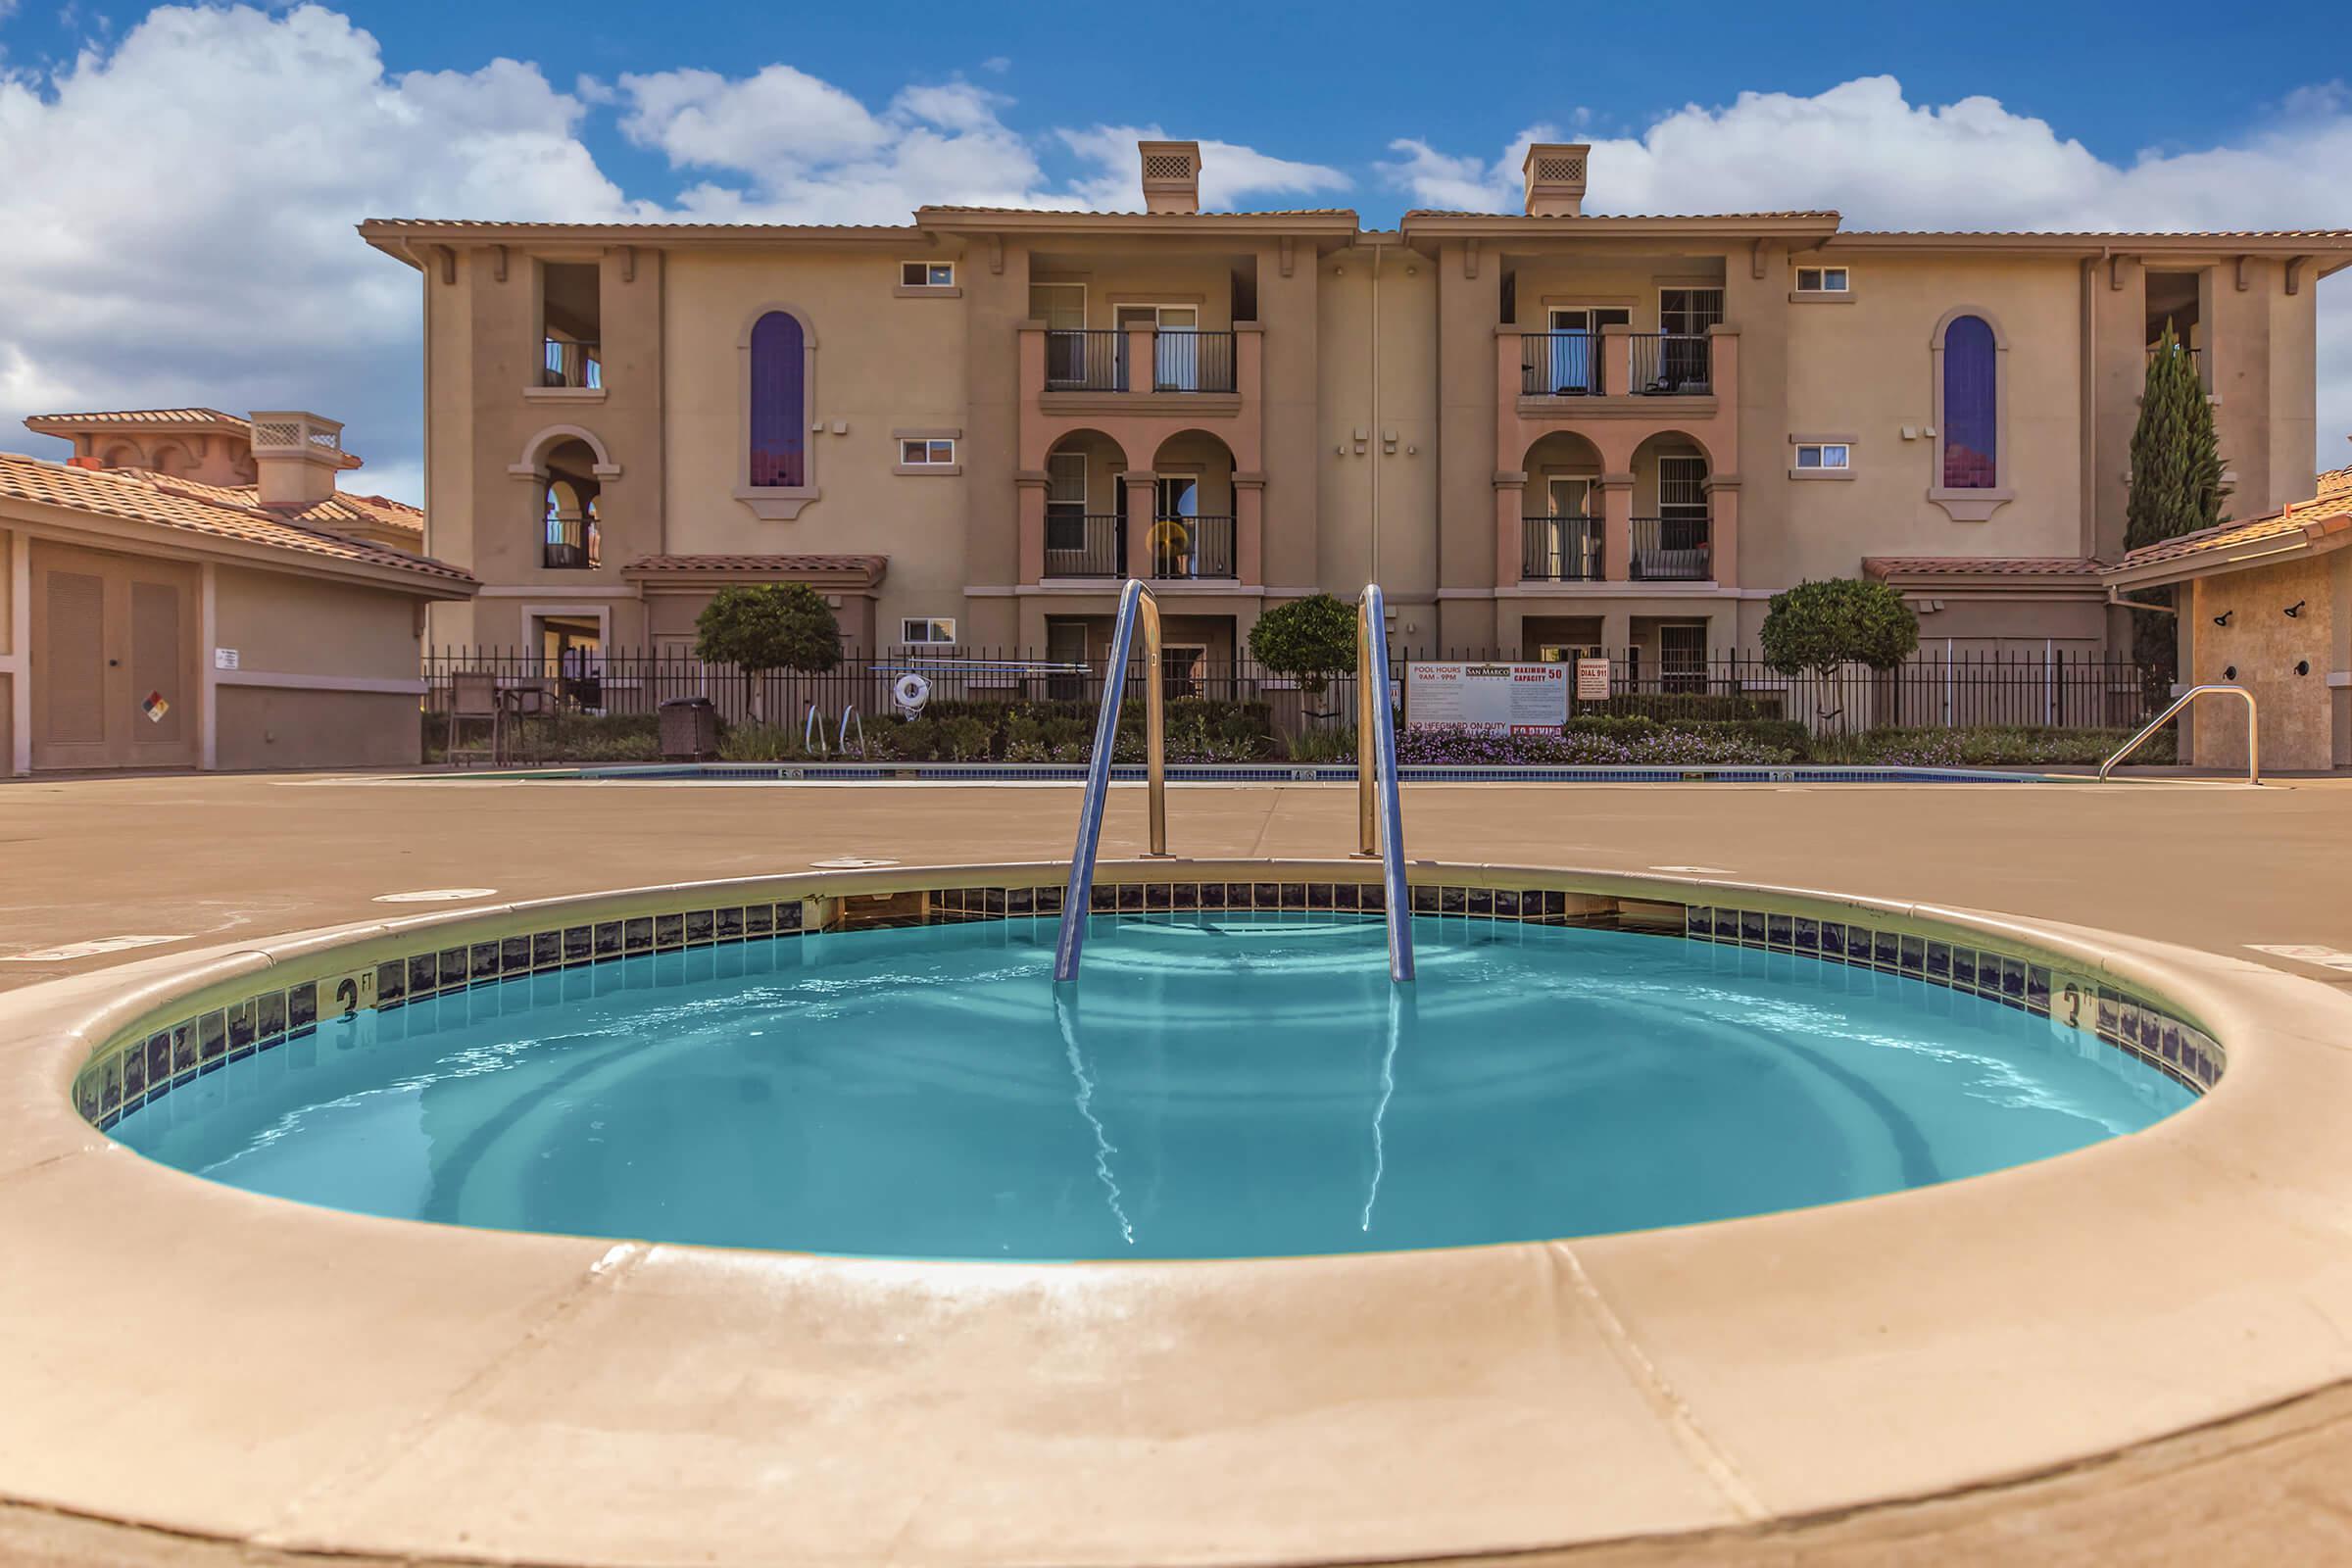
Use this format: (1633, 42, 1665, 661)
(2098, 683, 2259, 784)
(1054, 578, 1167, 983)
(1355, 584, 1416, 983)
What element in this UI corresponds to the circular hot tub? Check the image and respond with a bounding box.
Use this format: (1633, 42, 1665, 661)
(90, 869, 2210, 1260)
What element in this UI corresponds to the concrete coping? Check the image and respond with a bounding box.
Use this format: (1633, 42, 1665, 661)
(6, 858, 2352, 1566)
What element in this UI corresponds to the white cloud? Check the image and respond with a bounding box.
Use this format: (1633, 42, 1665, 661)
(1381, 75, 2352, 468)
(0, 2, 640, 502)
(1056, 124, 1350, 213)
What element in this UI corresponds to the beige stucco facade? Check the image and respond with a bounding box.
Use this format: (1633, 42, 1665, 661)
(0, 455, 474, 776)
(364, 143, 2352, 668)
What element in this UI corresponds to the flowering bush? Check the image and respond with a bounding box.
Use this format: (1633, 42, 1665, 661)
(1395, 723, 1801, 767)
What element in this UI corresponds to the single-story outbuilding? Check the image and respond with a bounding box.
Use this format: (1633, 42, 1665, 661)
(2, 412, 475, 774)
(2104, 462, 2352, 772)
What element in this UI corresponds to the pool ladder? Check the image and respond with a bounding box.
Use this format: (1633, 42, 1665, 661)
(1054, 580, 1414, 985)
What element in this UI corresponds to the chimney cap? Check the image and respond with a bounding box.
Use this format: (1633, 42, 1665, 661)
(1138, 139, 1202, 215)
(248, 411, 347, 506)
(1521, 142, 1591, 218)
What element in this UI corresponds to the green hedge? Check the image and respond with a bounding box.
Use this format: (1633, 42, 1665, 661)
(1574, 692, 1785, 722)
(1812, 725, 2175, 767)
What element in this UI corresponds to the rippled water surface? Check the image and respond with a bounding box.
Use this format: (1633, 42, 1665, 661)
(114, 915, 2192, 1258)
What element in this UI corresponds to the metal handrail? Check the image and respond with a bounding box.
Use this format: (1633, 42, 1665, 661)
(1053, 579, 1167, 984)
(837, 704, 865, 760)
(1355, 585, 1416, 982)
(2099, 683, 2258, 783)
(802, 701, 829, 756)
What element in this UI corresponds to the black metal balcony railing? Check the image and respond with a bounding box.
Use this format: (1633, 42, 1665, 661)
(1045, 329, 1122, 391)
(544, 516, 601, 570)
(1154, 329, 1237, 392)
(542, 338, 602, 389)
(1149, 514, 1236, 579)
(1520, 333, 1604, 397)
(1521, 515, 1602, 581)
(1630, 516, 1710, 580)
(1044, 512, 1124, 577)
(1625, 332, 1712, 396)
(2147, 343, 2204, 372)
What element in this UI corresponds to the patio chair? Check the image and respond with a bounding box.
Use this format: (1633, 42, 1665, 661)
(446, 670, 502, 768)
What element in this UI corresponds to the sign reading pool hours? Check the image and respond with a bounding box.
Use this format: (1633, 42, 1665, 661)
(1403, 662, 1568, 734)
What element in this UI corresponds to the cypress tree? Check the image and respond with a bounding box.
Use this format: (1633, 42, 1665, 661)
(2123, 320, 2229, 684)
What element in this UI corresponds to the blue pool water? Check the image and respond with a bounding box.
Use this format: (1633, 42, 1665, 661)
(113, 915, 2192, 1260)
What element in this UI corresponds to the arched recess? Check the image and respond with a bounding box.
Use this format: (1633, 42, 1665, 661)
(1929, 305, 2012, 522)
(510, 422, 619, 479)
(148, 443, 193, 477)
(1148, 429, 1241, 581)
(1042, 428, 1131, 578)
(536, 441, 604, 570)
(1629, 430, 1715, 582)
(736, 303, 819, 519)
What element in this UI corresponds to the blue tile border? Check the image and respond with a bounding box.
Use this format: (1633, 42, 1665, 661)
(72, 876, 2220, 1126)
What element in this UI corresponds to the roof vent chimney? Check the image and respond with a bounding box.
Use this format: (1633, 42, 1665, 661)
(1522, 143, 1590, 218)
(248, 411, 346, 507)
(1138, 140, 1201, 215)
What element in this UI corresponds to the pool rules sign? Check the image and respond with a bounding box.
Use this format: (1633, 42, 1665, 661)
(1404, 662, 1568, 735)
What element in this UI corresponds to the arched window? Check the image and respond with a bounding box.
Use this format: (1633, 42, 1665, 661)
(749, 311, 807, 488)
(1939, 315, 1997, 489)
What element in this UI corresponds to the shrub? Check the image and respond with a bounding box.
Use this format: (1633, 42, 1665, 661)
(1248, 594, 1357, 695)
(1811, 725, 2174, 768)
(694, 584, 841, 719)
(1581, 691, 1782, 722)
(1396, 723, 1802, 767)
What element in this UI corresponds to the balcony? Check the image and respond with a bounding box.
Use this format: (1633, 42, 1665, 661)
(543, 513, 601, 570)
(1521, 515, 1601, 581)
(1516, 332, 1712, 399)
(1630, 516, 1710, 581)
(1044, 328, 1237, 393)
(541, 338, 602, 390)
(1045, 512, 1123, 577)
(1149, 513, 1235, 580)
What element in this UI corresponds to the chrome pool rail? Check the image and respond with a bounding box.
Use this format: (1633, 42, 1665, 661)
(802, 701, 830, 757)
(1355, 584, 1416, 982)
(2099, 684, 2258, 784)
(1054, 579, 1167, 983)
(838, 704, 865, 759)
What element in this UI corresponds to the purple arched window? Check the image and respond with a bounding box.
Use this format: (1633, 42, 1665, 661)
(1940, 315, 1997, 489)
(749, 312, 807, 487)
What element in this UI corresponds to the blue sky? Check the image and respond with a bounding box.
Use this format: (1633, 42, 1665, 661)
(0, 0, 2345, 497)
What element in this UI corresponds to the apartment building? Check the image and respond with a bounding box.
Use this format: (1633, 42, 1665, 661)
(362, 141, 2351, 678)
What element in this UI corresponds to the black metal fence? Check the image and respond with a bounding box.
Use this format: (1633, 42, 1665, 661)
(1044, 329, 1121, 390)
(1521, 515, 1601, 580)
(1155, 329, 1237, 392)
(424, 646, 2163, 739)
(1520, 332, 1604, 397)
(1625, 331, 1712, 396)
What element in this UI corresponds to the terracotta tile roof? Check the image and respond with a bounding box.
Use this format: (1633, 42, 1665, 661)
(1840, 227, 2352, 240)
(1864, 557, 2107, 578)
(1403, 209, 1839, 221)
(921, 206, 1358, 218)
(622, 553, 887, 574)
(23, 407, 250, 432)
(124, 471, 424, 538)
(2318, 463, 2352, 503)
(0, 453, 471, 586)
(2111, 507, 2352, 572)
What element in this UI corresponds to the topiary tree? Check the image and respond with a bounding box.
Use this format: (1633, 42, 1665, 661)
(694, 583, 840, 720)
(1760, 577, 1920, 731)
(2125, 320, 2230, 691)
(1248, 593, 1358, 698)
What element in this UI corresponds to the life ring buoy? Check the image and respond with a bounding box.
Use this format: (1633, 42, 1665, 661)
(892, 672, 931, 716)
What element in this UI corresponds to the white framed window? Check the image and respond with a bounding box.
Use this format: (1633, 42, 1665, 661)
(898, 438, 956, 466)
(1794, 443, 1851, 469)
(902, 617, 957, 646)
(900, 261, 955, 288)
(1794, 266, 1850, 293)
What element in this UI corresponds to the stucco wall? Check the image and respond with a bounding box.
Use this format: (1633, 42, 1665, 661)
(2189, 556, 2337, 771)
(216, 688, 420, 771)
(662, 248, 970, 640)
(213, 566, 419, 679)
(1766, 254, 2087, 586)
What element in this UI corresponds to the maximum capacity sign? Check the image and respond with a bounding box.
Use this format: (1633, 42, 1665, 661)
(1404, 662, 1568, 734)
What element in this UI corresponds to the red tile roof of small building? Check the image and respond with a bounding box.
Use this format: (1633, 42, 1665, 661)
(0, 453, 468, 586)
(23, 407, 251, 432)
(2110, 507, 2352, 571)
(1863, 557, 2106, 578)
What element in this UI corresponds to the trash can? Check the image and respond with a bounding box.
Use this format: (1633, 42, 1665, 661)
(659, 697, 719, 761)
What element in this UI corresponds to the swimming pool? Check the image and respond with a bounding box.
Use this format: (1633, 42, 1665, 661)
(107, 902, 2195, 1260)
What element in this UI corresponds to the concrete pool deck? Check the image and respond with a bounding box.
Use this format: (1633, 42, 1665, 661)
(7, 770, 2352, 1564)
